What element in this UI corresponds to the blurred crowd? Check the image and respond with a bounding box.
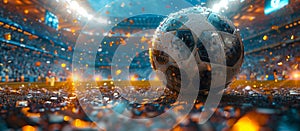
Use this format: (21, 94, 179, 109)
(1, 1, 300, 82)
(0, 4, 157, 81)
(240, 3, 300, 40)
(243, 21, 300, 52)
(0, 3, 77, 47)
(0, 4, 75, 82)
(0, 44, 69, 82)
(240, 42, 300, 80)
(0, 25, 72, 59)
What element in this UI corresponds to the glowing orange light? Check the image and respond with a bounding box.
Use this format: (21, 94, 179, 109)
(72, 119, 91, 128)
(73, 19, 78, 23)
(172, 73, 176, 77)
(22, 125, 37, 131)
(120, 38, 126, 45)
(10, 26, 17, 30)
(4, 33, 11, 40)
(3, 24, 9, 29)
(72, 75, 79, 81)
(263, 35, 268, 41)
(295, 64, 299, 69)
(115, 69, 122, 75)
(293, 72, 300, 79)
(154, 76, 159, 81)
(232, 116, 259, 131)
(140, 36, 147, 43)
(291, 35, 295, 40)
(131, 76, 136, 81)
(61, 63, 66, 68)
(64, 116, 70, 121)
(26, 113, 40, 118)
(23, 31, 32, 36)
(234, 22, 240, 27)
(95, 76, 101, 81)
(131, 75, 137, 81)
(249, 16, 255, 21)
(126, 33, 131, 38)
(129, 20, 134, 24)
(24, 9, 29, 14)
(271, 25, 279, 30)
(35, 61, 41, 67)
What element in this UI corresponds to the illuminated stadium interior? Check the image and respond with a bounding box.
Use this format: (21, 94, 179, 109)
(0, 0, 300, 130)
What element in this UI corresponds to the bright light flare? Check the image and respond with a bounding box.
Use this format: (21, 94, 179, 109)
(22, 125, 37, 131)
(94, 75, 102, 81)
(70, 1, 80, 10)
(61, 63, 66, 68)
(212, 0, 229, 12)
(115, 69, 122, 76)
(72, 75, 79, 81)
(232, 115, 260, 131)
(64, 0, 94, 20)
(292, 71, 300, 79)
(130, 75, 138, 81)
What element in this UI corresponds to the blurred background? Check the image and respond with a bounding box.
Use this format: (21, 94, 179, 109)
(0, 0, 299, 82)
(0, 0, 300, 131)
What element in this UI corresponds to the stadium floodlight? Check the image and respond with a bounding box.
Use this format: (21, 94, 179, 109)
(212, 0, 229, 12)
(64, 0, 94, 20)
(70, 1, 80, 10)
(87, 15, 93, 20)
(94, 17, 108, 24)
(72, 74, 79, 81)
(292, 71, 300, 79)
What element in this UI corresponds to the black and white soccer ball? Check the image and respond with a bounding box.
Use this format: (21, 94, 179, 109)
(150, 6, 244, 93)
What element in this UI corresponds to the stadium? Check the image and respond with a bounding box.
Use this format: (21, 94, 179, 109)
(0, 0, 300, 130)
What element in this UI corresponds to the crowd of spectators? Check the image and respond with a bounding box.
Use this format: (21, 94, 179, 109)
(240, 42, 300, 81)
(0, 2, 300, 131)
(0, 44, 70, 82)
(0, 3, 157, 82)
(242, 20, 300, 52)
(0, 4, 75, 82)
(239, 10, 300, 81)
(240, 3, 300, 39)
(0, 26, 72, 59)
(2, 0, 300, 83)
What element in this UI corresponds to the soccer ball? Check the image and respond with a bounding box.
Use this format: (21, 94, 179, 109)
(150, 6, 244, 93)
